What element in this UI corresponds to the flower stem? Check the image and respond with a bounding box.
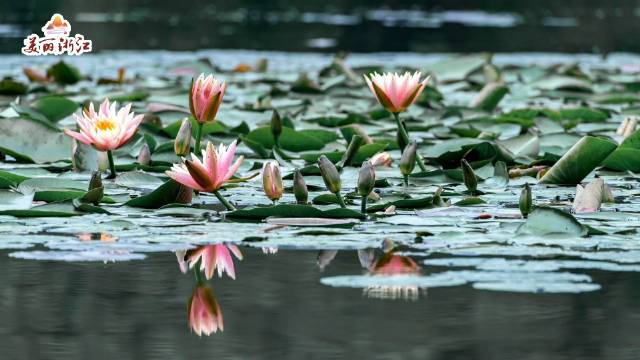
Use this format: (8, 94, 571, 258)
(193, 260, 205, 286)
(213, 190, 236, 211)
(335, 192, 346, 208)
(106, 150, 117, 179)
(194, 121, 204, 154)
(393, 112, 427, 172)
(403, 175, 409, 187)
(360, 196, 367, 214)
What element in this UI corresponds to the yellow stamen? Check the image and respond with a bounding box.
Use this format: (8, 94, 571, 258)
(95, 118, 117, 132)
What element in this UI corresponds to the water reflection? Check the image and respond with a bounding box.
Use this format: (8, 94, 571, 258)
(2, 1, 639, 52)
(76, 232, 118, 242)
(0, 248, 636, 358)
(316, 243, 427, 300)
(182, 244, 243, 280)
(176, 243, 245, 337)
(366, 252, 425, 301)
(188, 285, 224, 336)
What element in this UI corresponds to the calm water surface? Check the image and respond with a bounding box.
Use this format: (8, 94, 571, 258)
(2, 1, 640, 53)
(2, 248, 640, 360)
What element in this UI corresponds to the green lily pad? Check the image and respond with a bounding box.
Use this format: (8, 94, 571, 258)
(0, 118, 72, 163)
(244, 127, 336, 152)
(539, 136, 617, 185)
(227, 204, 365, 220)
(31, 96, 78, 122)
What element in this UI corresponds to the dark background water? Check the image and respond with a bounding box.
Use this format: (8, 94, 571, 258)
(2, 248, 640, 360)
(1, 0, 640, 53)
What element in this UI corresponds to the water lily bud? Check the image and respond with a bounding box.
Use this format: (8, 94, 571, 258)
(174, 118, 192, 156)
(317, 155, 341, 194)
(293, 169, 308, 204)
(83, 171, 104, 205)
(370, 152, 392, 167)
(399, 142, 417, 176)
(262, 161, 283, 202)
(255, 58, 268, 72)
(89, 171, 102, 191)
(358, 161, 376, 197)
(342, 124, 373, 144)
(519, 183, 532, 218)
(339, 135, 363, 168)
(137, 143, 151, 165)
(270, 110, 282, 145)
(461, 159, 477, 193)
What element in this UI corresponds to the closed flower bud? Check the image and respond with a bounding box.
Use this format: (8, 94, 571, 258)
(519, 183, 532, 218)
(271, 110, 282, 144)
(317, 155, 341, 194)
(89, 171, 102, 191)
(461, 159, 477, 193)
(262, 161, 283, 202)
(339, 135, 363, 168)
(399, 142, 417, 176)
(358, 161, 375, 197)
(137, 143, 151, 165)
(174, 118, 192, 156)
(84, 171, 104, 205)
(293, 169, 308, 204)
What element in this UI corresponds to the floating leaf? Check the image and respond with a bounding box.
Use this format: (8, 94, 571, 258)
(125, 179, 186, 209)
(0, 78, 27, 95)
(227, 204, 365, 220)
(47, 61, 82, 84)
(30, 96, 78, 122)
(516, 206, 588, 237)
(470, 82, 508, 111)
(265, 217, 358, 227)
(0, 118, 72, 163)
(245, 127, 336, 152)
(366, 196, 437, 213)
(539, 136, 617, 185)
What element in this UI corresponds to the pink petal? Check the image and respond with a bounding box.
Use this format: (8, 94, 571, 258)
(64, 129, 93, 145)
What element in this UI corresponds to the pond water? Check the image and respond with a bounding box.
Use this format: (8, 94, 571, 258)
(2, 248, 640, 360)
(2, 1, 640, 53)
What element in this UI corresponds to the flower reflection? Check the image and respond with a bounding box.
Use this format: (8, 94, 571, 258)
(188, 286, 224, 336)
(369, 253, 421, 275)
(185, 244, 243, 280)
(364, 252, 425, 301)
(261, 247, 278, 255)
(76, 232, 118, 242)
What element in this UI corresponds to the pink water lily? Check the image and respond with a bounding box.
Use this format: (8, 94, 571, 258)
(166, 141, 243, 193)
(190, 73, 226, 124)
(186, 244, 243, 280)
(64, 99, 143, 152)
(188, 286, 223, 336)
(364, 72, 429, 113)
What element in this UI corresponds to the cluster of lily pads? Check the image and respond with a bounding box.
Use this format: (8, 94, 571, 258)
(1, 51, 640, 309)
